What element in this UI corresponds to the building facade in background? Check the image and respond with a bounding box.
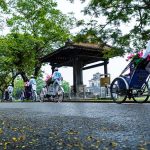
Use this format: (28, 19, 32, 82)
(86, 72, 101, 96)
(86, 72, 111, 98)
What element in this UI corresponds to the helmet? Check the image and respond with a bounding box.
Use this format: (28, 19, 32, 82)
(54, 67, 58, 71)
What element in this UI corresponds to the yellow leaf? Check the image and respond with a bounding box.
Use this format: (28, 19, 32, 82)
(12, 128, 17, 131)
(110, 141, 118, 148)
(0, 128, 3, 134)
(4, 142, 10, 150)
(86, 136, 93, 141)
(12, 137, 17, 142)
(67, 144, 72, 147)
(18, 135, 26, 141)
(67, 130, 79, 135)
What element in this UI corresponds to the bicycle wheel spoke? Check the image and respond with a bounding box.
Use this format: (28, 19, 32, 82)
(132, 83, 149, 103)
(110, 77, 128, 103)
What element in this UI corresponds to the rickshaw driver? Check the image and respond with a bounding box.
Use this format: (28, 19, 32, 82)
(29, 75, 37, 99)
(125, 40, 150, 77)
(52, 67, 63, 96)
(142, 40, 150, 73)
(142, 40, 150, 59)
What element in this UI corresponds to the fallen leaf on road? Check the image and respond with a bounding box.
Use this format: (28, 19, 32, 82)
(0, 128, 3, 134)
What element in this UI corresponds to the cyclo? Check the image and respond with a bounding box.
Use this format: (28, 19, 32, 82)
(40, 76, 64, 102)
(110, 58, 150, 103)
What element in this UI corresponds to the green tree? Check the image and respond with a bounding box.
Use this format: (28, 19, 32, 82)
(0, 33, 37, 82)
(0, 36, 15, 98)
(0, 71, 12, 99)
(0, 0, 7, 31)
(4, 0, 74, 80)
(13, 77, 24, 99)
(72, 28, 123, 58)
(6, 76, 45, 99)
(36, 78, 45, 95)
(62, 80, 70, 93)
(68, 0, 150, 55)
(0, 0, 7, 10)
(7, 33, 40, 81)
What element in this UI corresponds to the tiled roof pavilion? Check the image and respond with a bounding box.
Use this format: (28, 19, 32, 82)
(41, 42, 112, 94)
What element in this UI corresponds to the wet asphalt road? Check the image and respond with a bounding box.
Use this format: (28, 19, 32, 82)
(0, 102, 150, 150)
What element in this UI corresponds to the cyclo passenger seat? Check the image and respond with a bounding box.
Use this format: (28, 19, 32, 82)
(123, 58, 149, 89)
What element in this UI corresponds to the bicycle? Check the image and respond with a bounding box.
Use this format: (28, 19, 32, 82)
(40, 81, 64, 102)
(110, 59, 150, 103)
(31, 89, 37, 102)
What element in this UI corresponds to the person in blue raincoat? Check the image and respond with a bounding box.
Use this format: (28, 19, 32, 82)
(52, 67, 63, 95)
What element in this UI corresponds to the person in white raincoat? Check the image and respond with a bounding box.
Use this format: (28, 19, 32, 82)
(142, 41, 150, 73)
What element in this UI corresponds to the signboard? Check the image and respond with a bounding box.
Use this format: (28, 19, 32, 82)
(100, 77, 110, 86)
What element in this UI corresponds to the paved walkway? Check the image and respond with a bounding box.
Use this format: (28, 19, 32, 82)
(0, 102, 150, 150)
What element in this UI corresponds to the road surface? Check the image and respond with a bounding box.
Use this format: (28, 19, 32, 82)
(0, 102, 150, 150)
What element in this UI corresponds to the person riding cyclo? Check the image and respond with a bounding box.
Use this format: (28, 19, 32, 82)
(125, 40, 150, 78)
(51, 67, 63, 96)
(29, 75, 37, 100)
(45, 74, 53, 86)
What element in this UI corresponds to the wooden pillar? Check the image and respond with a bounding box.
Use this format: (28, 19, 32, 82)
(73, 57, 83, 95)
(51, 65, 55, 73)
(104, 60, 108, 76)
(76, 61, 83, 85)
(73, 58, 77, 94)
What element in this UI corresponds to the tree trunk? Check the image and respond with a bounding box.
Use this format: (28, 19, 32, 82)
(11, 72, 20, 87)
(34, 63, 42, 78)
(20, 72, 29, 82)
(0, 89, 5, 100)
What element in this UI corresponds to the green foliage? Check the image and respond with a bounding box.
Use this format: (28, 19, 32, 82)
(7, 0, 73, 55)
(69, 0, 150, 54)
(0, 36, 14, 94)
(73, 27, 100, 43)
(0, 33, 39, 80)
(6, 33, 37, 73)
(36, 78, 45, 95)
(13, 77, 24, 98)
(0, 0, 7, 31)
(0, 0, 7, 11)
(0, 71, 12, 95)
(62, 80, 70, 93)
(0, 37, 12, 71)
(11, 77, 45, 98)
(0, 0, 75, 80)
(0, 0, 75, 83)
(88, 0, 150, 49)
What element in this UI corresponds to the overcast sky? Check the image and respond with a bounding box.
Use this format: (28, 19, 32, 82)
(42, 0, 129, 86)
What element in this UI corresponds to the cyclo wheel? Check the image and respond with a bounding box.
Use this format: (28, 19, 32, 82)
(132, 82, 149, 103)
(39, 89, 45, 102)
(31, 90, 37, 102)
(110, 77, 128, 104)
(55, 85, 64, 102)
